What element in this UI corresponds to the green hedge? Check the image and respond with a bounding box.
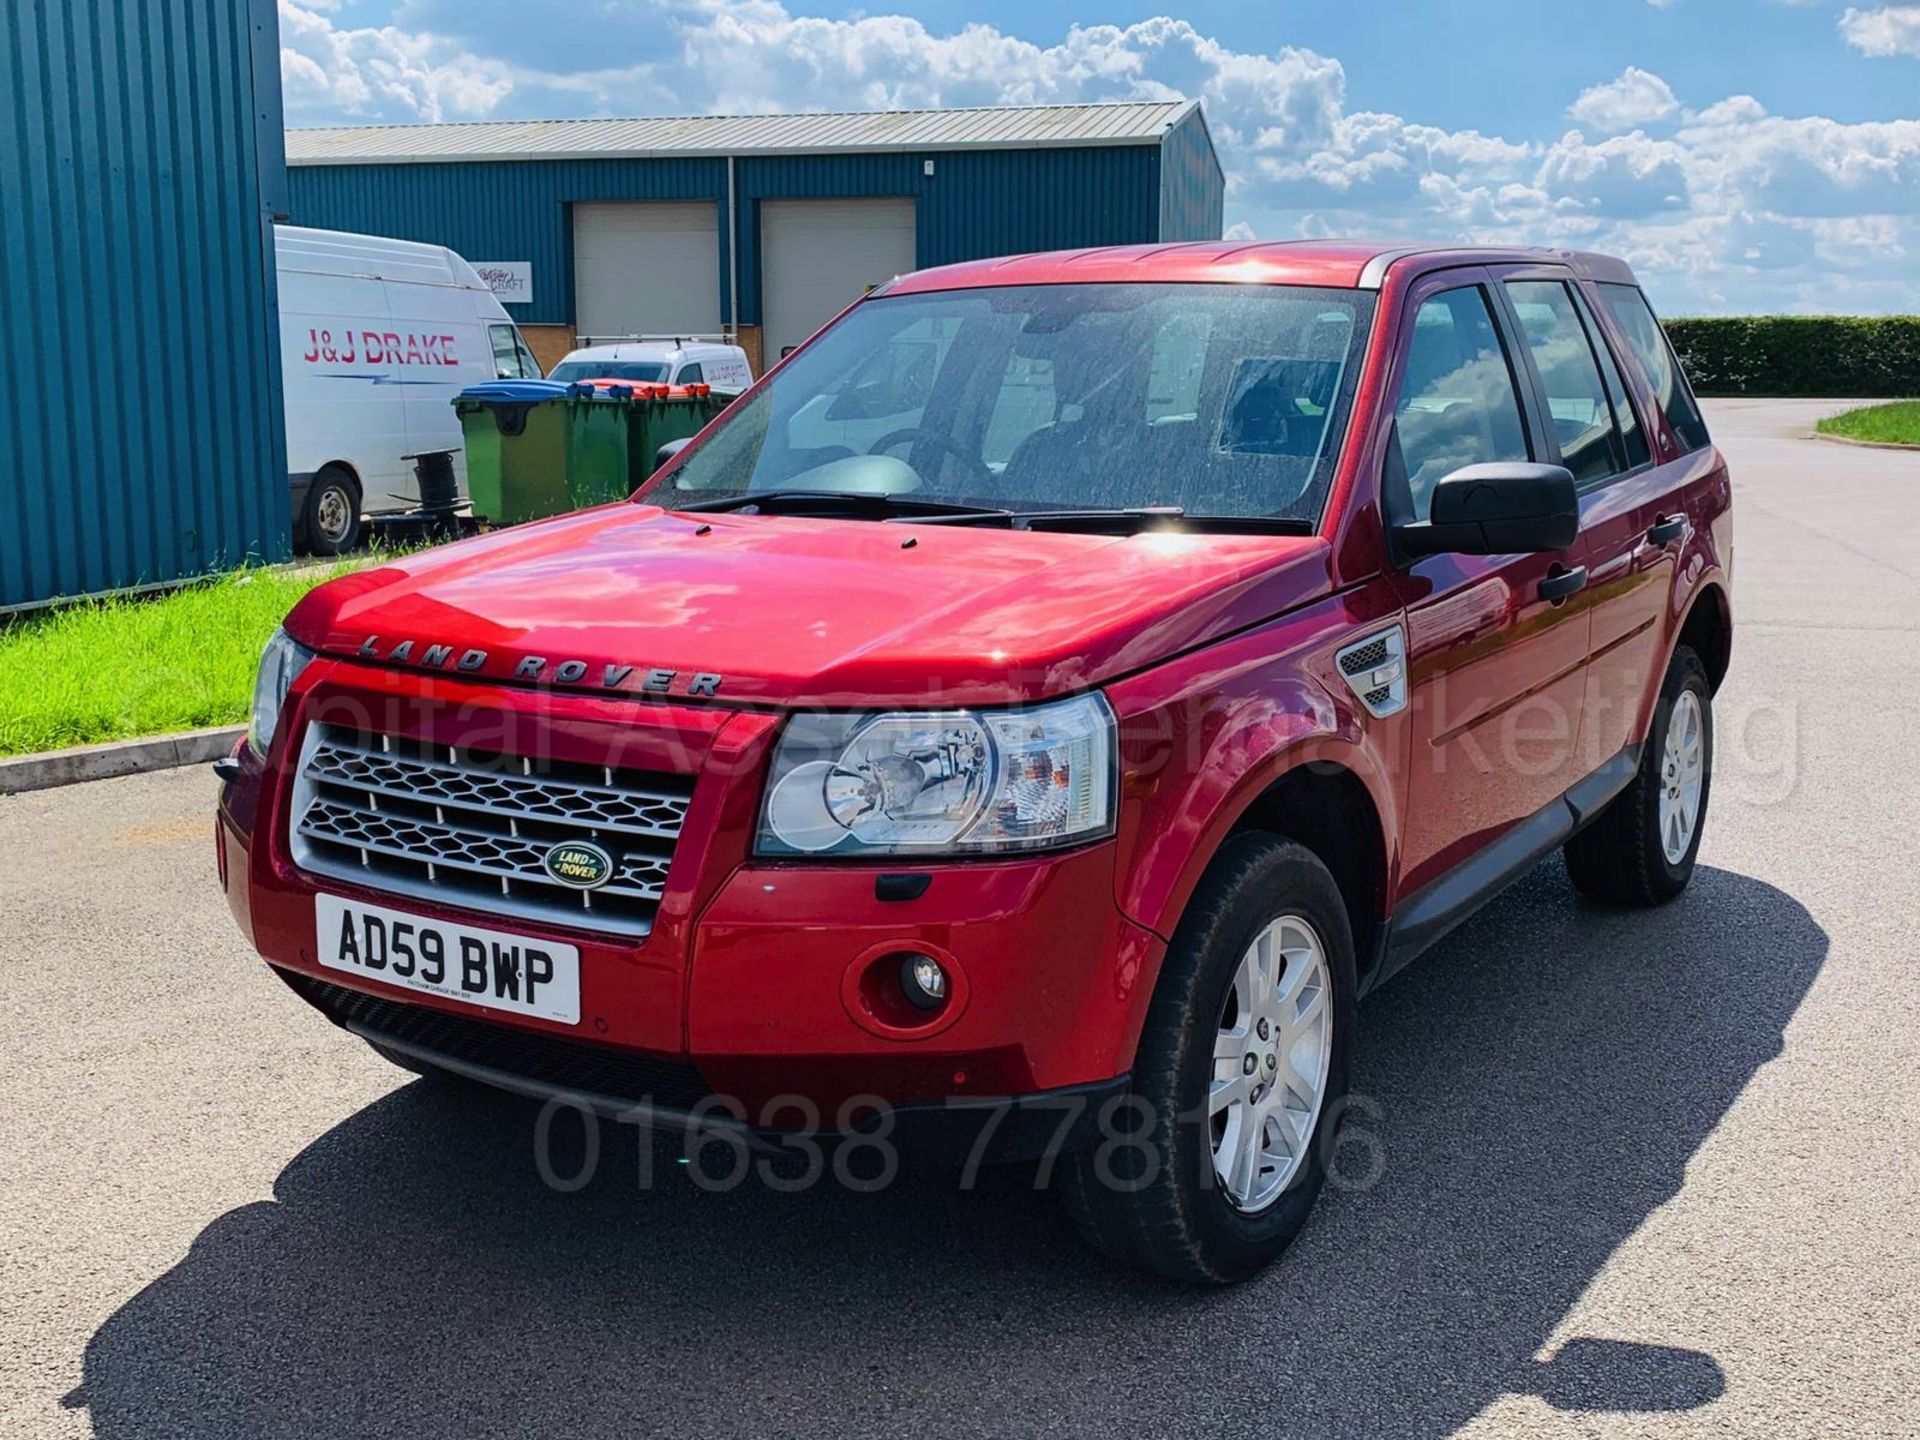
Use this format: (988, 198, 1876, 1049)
(1665, 316, 1920, 398)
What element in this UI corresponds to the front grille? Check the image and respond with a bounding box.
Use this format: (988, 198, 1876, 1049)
(281, 971, 713, 1111)
(290, 722, 693, 936)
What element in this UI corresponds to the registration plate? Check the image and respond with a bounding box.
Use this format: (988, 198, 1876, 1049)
(315, 894, 581, 1025)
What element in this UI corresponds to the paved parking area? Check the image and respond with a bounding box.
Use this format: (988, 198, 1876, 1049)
(2, 399, 1916, 1438)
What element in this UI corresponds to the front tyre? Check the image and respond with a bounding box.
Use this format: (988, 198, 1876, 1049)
(1564, 644, 1713, 906)
(300, 466, 363, 556)
(1057, 834, 1356, 1284)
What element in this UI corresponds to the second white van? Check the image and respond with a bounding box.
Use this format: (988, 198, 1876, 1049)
(277, 226, 543, 553)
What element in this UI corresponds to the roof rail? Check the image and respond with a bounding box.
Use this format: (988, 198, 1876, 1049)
(574, 332, 737, 345)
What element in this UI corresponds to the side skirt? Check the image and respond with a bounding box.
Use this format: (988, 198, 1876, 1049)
(1366, 743, 1642, 993)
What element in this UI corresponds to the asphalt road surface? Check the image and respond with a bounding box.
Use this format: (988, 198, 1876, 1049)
(3, 399, 1916, 1438)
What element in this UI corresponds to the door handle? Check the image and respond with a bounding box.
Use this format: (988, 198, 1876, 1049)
(1539, 565, 1588, 603)
(1647, 514, 1686, 546)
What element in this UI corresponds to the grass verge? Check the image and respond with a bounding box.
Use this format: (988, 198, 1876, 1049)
(1814, 400, 1920, 446)
(0, 561, 369, 758)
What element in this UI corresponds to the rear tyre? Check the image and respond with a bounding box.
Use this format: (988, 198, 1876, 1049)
(1564, 645, 1713, 906)
(300, 466, 362, 556)
(1056, 834, 1356, 1284)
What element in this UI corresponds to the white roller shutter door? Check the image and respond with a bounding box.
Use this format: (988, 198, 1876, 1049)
(761, 198, 917, 361)
(573, 202, 720, 339)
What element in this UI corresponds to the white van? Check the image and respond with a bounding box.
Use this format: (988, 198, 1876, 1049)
(548, 337, 753, 395)
(276, 226, 542, 554)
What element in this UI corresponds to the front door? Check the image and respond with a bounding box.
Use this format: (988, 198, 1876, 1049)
(1384, 269, 1594, 896)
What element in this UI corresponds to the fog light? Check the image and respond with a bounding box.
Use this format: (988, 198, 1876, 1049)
(899, 953, 948, 1010)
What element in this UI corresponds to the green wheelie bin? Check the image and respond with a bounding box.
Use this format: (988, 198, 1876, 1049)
(453, 380, 572, 526)
(561, 382, 729, 509)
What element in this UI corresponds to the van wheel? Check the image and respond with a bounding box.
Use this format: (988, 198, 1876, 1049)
(1564, 645, 1713, 906)
(1055, 834, 1355, 1284)
(301, 467, 362, 556)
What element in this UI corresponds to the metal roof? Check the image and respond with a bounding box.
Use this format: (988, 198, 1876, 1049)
(286, 100, 1198, 166)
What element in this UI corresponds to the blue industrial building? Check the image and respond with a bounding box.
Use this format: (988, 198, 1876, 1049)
(1, 0, 288, 611)
(285, 101, 1223, 371)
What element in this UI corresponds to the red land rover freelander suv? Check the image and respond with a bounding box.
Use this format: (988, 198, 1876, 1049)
(217, 242, 1731, 1283)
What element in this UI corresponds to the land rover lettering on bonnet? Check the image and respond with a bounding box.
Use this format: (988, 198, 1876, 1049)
(218, 242, 1732, 1284)
(354, 635, 724, 696)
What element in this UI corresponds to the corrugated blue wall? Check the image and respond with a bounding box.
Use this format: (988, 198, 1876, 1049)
(1, 0, 289, 610)
(735, 147, 1164, 322)
(287, 142, 1186, 327)
(286, 157, 731, 326)
(1159, 106, 1226, 244)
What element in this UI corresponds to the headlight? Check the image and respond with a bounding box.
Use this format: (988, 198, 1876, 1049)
(756, 693, 1117, 858)
(248, 628, 317, 757)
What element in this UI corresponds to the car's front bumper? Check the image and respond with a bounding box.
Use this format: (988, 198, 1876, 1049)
(218, 662, 1165, 1151)
(275, 964, 1128, 1165)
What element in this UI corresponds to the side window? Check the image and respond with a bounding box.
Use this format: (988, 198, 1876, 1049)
(1597, 283, 1711, 453)
(677, 363, 704, 386)
(1503, 280, 1626, 489)
(488, 324, 537, 379)
(1390, 286, 1530, 522)
(1572, 287, 1648, 470)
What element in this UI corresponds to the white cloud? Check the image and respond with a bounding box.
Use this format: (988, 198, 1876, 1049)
(1840, 6, 1920, 56)
(1537, 130, 1691, 216)
(280, 1, 510, 122)
(1567, 67, 1681, 132)
(282, 2, 1920, 312)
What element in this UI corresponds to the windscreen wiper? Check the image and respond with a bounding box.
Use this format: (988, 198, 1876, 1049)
(895, 506, 1316, 536)
(669, 490, 1014, 521)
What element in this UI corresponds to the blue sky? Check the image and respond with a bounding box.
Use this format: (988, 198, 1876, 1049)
(280, 1, 1920, 313)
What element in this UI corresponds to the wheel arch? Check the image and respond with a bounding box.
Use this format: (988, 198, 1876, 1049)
(312, 459, 363, 495)
(1120, 726, 1397, 998)
(1675, 578, 1731, 694)
(1225, 761, 1391, 990)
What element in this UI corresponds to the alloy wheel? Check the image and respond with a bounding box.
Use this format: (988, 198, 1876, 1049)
(1659, 689, 1706, 863)
(1209, 914, 1333, 1213)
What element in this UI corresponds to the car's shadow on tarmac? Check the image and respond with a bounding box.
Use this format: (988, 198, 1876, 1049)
(71, 863, 1823, 1439)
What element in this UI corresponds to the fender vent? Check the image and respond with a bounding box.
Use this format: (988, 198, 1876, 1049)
(1336, 627, 1408, 719)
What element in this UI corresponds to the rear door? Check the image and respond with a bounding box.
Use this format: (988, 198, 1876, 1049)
(1592, 282, 1724, 756)
(1385, 267, 1594, 897)
(1493, 265, 1669, 772)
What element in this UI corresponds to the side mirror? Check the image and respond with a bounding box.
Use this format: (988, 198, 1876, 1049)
(654, 436, 693, 471)
(1395, 462, 1578, 558)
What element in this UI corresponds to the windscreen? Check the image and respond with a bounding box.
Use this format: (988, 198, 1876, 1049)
(641, 283, 1375, 522)
(549, 360, 669, 383)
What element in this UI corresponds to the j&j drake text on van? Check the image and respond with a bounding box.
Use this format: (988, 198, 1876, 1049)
(218, 240, 1731, 1284)
(298, 329, 466, 367)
